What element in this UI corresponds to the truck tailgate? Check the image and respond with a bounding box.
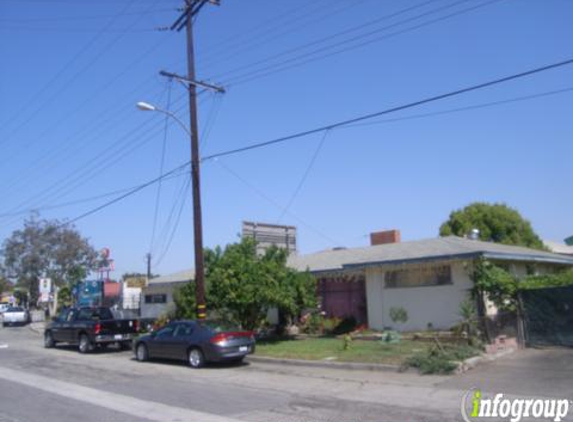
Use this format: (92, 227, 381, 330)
(98, 319, 137, 335)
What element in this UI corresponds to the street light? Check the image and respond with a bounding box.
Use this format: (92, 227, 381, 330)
(137, 100, 207, 320)
(136, 102, 191, 137)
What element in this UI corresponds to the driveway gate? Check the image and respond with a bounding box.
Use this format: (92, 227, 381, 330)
(520, 285, 573, 347)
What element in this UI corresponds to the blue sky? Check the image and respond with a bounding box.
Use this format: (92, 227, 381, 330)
(0, 0, 572, 278)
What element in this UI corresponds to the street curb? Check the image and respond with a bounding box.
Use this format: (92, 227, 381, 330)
(247, 355, 401, 372)
(457, 347, 517, 373)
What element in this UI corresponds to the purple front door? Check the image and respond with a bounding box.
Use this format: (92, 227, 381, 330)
(318, 275, 367, 324)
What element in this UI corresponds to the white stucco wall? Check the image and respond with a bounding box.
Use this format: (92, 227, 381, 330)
(140, 291, 175, 319)
(122, 286, 141, 310)
(365, 262, 473, 332)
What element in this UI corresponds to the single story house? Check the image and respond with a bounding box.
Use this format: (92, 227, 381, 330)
(137, 231, 573, 332)
(288, 232, 573, 332)
(140, 269, 194, 319)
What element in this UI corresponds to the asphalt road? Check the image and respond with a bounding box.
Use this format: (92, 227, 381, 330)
(0, 325, 571, 422)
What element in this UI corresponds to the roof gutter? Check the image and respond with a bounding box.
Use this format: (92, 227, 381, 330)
(481, 252, 573, 266)
(342, 251, 573, 271)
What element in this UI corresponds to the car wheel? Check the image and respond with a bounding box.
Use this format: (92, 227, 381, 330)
(188, 348, 205, 369)
(78, 334, 93, 354)
(136, 343, 148, 362)
(44, 331, 56, 348)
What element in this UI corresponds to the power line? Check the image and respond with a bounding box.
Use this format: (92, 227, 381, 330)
(0, 0, 164, 150)
(343, 85, 573, 128)
(215, 160, 342, 247)
(0, 35, 173, 195)
(153, 176, 191, 268)
(199, 93, 225, 152)
(10, 84, 570, 224)
(0, 0, 139, 142)
(13, 81, 572, 231)
(152, 174, 190, 259)
(198, 0, 367, 73)
(149, 79, 174, 254)
(0, 94, 192, 229)
(277, 129, 330, 223)
(212, 0, 441, 82)
(0, 8, 176, 22)
(223, 0, 503, 87)
(203, 56, 573, 161)
(62, 161, 191, 227)
(0, 171, 187, 219)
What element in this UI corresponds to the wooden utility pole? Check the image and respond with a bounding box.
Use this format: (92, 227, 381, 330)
(146, 253, 152, 281)
(185, 0, 206, 320)
(162, 0, 223, 320)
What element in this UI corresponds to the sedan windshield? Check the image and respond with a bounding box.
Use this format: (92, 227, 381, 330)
(7, 307, 24, 312)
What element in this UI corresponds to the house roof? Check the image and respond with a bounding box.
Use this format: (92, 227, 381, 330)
(287, 236, 573, 273)
(543, 240, 573, 256)
(144, 281, 188, 294)
(148, 269, 195, 285)
(147, 237, 573, 282)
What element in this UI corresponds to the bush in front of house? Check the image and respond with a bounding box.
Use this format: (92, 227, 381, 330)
(520, 270, 573, 290)
(403, 343, 481, 375)
(389, 307, 408, 327)
(404, 350, 458, 375)
(332, 316, 358, 335)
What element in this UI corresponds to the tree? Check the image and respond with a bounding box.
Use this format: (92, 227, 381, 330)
(0, 277, 11, 296)
(1, 216, 98, 306)
(174, 237, 316, 330)
(122, 272, 159, 281)
(439, 202, 545, 249)
(56, 285, 72, 312)
(472, 259, 518, 312)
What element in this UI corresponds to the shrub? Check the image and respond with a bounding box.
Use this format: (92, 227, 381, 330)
(322, 317, 341, 334)
(520, 270, 573, 290)
(403, 344, 481, 375)
(381, 330, 401, 344)
(302, 313, 324, 335)
(332, 316, 357, 335)
(404, 352, 458, 375)
(389, 307, 408, 325)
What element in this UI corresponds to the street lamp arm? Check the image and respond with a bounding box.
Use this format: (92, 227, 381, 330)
(136, 101, 191, 137)
(155, 108, 192, 138)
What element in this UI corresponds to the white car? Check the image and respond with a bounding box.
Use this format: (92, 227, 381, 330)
(2, 306, 29, 326)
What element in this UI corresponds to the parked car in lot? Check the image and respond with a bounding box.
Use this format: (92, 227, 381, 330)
(2, 306, 30, 326)
(44, 307, 138, 353)
(134, 320, 255, 368)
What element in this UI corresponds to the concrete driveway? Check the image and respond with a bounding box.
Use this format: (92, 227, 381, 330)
(440, 347, 573, 399)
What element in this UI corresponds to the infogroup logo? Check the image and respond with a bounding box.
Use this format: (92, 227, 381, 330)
(461, 388, 571, 422)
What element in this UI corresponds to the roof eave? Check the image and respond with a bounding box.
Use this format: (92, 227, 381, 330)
(481, 252, 573, 266)
(341, 252, 481, 271)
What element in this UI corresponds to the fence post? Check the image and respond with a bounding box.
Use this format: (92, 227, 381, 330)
(516, 293, 527, 349)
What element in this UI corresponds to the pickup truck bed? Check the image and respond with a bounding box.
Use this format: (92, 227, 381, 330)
(44, 307, 138, 353)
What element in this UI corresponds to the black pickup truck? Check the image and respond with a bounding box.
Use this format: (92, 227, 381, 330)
(44, 307, 138, 353)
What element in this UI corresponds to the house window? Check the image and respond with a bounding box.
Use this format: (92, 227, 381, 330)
(385, 265, 452, 288)
(144, 294, 167, 304)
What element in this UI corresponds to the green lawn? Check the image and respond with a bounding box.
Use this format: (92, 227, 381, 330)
(255, 337, 431, 366)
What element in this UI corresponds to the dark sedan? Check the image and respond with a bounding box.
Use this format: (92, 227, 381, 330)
(134, 320, 255, 368)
